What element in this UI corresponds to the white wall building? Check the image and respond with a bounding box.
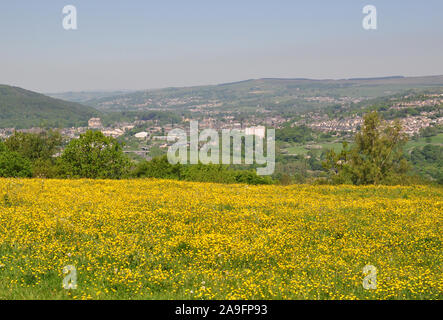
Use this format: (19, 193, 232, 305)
(135, 132, 149, 139)
(245, 126, 266, 139)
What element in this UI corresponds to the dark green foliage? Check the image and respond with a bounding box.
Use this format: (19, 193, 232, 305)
(0, 131, 273, 184)
(0, 141, 32, 178)
(276, 125, 314, 143)
(32, 158, 61, 179)
(58, 130, 130, 179)
(5, 130, 62, 161)
(307, 151, 324, 171)
(181, 163, 273, 185)
(133, 156, 181, 179)
(133, 155, 273, 185)
(4, 130, 63, 178)
(273, 159, 309, 184)
(0, 85, 100, 129)
(419, 125, 443, 138)
(409, 144, 443, 184)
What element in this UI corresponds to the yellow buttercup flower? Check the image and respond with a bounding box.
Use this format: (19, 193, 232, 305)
(0, 178, 441, 300)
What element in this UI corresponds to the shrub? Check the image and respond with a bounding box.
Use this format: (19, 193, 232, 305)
(0, 144, 32, 178)
(133, 156, 274, 185)
(59, 130, 130, 179)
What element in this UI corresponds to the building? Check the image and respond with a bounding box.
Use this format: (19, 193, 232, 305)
(102, 129, 124, 138)
(135, 132, 149, 139)
(88, 118, 103, 129)
(245, 126, 266, 139)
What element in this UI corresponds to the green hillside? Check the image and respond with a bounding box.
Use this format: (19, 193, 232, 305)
(0, 85, 101, 129)
(82, 75, 443, 112)
(46, 90, 134, 103)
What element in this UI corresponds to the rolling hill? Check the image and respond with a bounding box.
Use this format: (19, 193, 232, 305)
(67, 75, 443, 112)
(46, 90, 134, 104)
(0, 85, 101, 129)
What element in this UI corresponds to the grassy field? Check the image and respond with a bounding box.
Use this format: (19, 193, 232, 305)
(285, 142, 344, 155)
(405, 133, 443, 151)
(0, 179, 441, 300)
(283, 133, 443, 156)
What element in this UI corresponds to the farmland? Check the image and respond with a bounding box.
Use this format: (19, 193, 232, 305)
(0, 179, 441, 300)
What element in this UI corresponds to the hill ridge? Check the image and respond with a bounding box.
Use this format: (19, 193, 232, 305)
(0, 84, 101, 129)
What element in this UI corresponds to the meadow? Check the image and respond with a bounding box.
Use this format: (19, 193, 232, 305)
(405, 133, 443, 151)
(0, 178, 441, 300)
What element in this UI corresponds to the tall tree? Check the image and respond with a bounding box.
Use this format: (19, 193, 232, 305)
(59, 130, 130, 179)
(324, 111, 409, 185)
(5, 130, 63, 178)
(5, 130, 62, 161)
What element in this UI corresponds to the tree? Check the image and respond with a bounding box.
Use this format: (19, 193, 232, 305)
(0, 141, 32, 178)
(5, 130, 62, 161)
(276, 125, 314, 143)
(133, 155, 181, 179)
(59, 130, 130, 179)
(409, 144, 443, 184)
(5, 130, 63, 178)
(133, 155, 274, 185)
(323, 111, 410, 185)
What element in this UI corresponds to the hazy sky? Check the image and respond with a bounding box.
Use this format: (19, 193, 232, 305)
(1, 0, 442, 93)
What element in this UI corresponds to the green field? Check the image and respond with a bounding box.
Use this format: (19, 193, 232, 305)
(284, 142, 345, 156)
(283, 133, 443, 157)
(405, 133, 443, 151)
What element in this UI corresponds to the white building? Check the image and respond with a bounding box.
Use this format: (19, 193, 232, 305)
(102, 129, 124, 138)
(135, 132, 149, 139)
(245, 126, 266, 139)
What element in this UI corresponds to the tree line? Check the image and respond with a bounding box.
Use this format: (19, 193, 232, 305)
(0, 112, 435, 185)
(0, 130, 272, 184)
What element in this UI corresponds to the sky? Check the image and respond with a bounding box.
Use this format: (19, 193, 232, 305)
(0, 0, 442, 93)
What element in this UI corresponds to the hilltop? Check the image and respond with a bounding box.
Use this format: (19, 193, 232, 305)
(46, 90, 134, 104)
(56, 75, 443, 112)
(0, 85, 101, 129)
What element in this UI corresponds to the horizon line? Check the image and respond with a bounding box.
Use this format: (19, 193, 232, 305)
(3, 74, 443, 95)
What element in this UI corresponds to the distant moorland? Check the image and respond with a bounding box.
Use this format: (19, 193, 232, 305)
(0, 85, 100, 129)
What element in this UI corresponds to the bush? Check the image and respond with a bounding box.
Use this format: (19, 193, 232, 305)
(59, 130, 130, 179)
(31, 158, 61, 178)
(133, 155, 274, 185)
(132, 156, 181, 179)
(0, 147, 32, 178)
(5, 130, 62, 161)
